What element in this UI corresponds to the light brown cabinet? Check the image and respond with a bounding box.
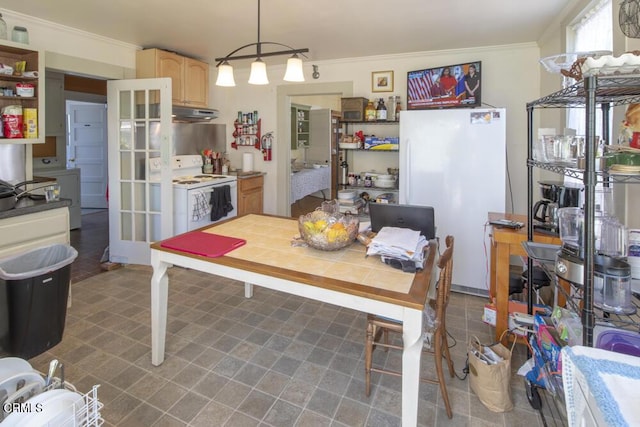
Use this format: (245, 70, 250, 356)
(237, 175, 264, 216)
(136, 48, 209, 108)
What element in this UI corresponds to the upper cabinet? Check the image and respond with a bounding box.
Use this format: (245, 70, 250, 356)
(0, 40, 44, 144)
(291, 103, 310, 149)
(45, 72, 65, 136)
(136, 48, 209, 108)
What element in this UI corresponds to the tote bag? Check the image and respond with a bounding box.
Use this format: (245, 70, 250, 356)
(468, 335, 516, 412)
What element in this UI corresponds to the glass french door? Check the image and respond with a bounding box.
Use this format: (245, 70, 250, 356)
(107, 78, 172, 265)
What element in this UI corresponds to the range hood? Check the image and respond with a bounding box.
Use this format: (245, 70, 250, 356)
(172, 106, 219, 121)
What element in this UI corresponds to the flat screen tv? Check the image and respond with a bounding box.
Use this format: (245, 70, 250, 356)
(407, 61, 481, 110)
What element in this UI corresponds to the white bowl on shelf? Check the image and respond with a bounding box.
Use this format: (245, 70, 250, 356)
(339, 142, 359, 149)
(375, 179, 396, 188)
(338, 189, 357, 200)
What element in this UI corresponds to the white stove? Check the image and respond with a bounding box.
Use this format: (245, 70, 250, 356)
(172, 174, 236, 189)
(149, 155, 238, 235)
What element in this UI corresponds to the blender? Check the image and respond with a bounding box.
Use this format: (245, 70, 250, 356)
(555, 204, 634, 314)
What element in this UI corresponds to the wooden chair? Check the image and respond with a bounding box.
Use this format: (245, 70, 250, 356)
(364, 235, 455, 419)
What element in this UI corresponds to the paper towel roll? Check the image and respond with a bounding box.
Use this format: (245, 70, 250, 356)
(242, 152, 254, 172)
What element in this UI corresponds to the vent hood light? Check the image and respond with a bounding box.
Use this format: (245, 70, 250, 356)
(172, 107, 219, 120)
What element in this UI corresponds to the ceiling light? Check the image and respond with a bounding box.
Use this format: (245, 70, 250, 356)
(214, 0, 309, 86)
(283, 55, 304, 82)
(248, 59, 269, 85)
(215, 61, 236, 87)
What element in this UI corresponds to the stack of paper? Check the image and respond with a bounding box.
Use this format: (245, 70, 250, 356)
(366, 226, 428, 267)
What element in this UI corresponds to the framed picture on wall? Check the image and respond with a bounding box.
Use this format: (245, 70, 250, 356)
(372, 70, 394, 93)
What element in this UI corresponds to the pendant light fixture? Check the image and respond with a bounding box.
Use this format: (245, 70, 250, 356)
(215, 0, 309, 86)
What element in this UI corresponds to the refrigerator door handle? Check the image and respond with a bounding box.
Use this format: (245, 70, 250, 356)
(404, 138, 411, 203)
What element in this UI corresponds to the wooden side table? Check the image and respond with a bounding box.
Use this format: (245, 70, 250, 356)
(488, 212, 561, 342)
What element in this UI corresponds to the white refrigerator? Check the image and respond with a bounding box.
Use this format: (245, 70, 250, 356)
(399, 108, 506, 293)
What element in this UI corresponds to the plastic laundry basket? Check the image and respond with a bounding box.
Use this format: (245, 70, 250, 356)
(0, 244, 78, 359)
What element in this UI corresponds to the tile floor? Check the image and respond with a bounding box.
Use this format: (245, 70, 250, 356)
(30, 265, 546, 427)
(14, 209, 550, 426)
(69, 209, 110, 283)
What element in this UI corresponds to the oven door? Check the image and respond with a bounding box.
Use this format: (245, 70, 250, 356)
(174, 181, 238, 235)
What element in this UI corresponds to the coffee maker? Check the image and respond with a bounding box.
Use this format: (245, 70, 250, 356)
(533, 181, 582, 235)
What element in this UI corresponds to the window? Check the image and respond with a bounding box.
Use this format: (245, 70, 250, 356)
(566, 0, 613, 137)
(565, 0, 612, 189)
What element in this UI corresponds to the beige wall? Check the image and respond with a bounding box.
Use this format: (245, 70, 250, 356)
(215, 44, 542, 215)
(0, 9, 137, 76)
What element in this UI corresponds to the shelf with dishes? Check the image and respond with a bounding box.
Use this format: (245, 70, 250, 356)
(526, 74, 640, 349)
(528, 160, 640, 182)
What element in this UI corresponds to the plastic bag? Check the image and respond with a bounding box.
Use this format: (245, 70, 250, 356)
(422, 303, 439, 349)
(0, 244, 78, 280)
(2, 105, 23, 139)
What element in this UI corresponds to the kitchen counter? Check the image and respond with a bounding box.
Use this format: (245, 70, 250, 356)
(229, 171, 266, 179)
(0, 197, 71, 220)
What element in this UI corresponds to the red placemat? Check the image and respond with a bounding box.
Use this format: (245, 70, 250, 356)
(160, 231, 246, 258)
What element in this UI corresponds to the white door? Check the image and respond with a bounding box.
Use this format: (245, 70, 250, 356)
(308, 109, 331, 164)
(66, 101, 108, 208)
(107, 78, 173, 266)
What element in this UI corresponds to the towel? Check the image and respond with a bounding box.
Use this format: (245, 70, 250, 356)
(562, 345, 640, 427)
(210, 185, 234, 221)
(192, 191, 211, 221)
(366, 226, 428, 267)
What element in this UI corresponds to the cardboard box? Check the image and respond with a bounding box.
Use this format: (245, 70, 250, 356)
(341, 97, 368, 122)
(23, 108, 37, 138)
(364, 136, 399, 150)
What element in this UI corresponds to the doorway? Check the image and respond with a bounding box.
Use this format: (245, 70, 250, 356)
(290, 95, 341, 216)
(66, 100, 108, 209)
(276, 82, 353, 216)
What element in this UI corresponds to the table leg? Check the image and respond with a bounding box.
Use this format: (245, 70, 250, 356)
(401, 308, 422, 426)
(151, 251, 170, 366)
(245, 282, 254, 298)
(495, 241, 510, 342)
(489, 235, 497, 300)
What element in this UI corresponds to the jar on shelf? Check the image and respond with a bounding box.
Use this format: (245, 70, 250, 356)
(365, 100, 376, 122)
(376, 98, 387, 121)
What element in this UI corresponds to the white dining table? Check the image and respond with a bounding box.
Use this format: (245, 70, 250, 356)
(150, 214, 436, 426)
(290, 166, 331, 203)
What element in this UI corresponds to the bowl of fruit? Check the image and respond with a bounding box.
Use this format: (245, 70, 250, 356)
(298, 210, 359, 251)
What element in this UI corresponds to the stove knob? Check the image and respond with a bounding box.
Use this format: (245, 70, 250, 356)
(556, 261, 567, 275)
